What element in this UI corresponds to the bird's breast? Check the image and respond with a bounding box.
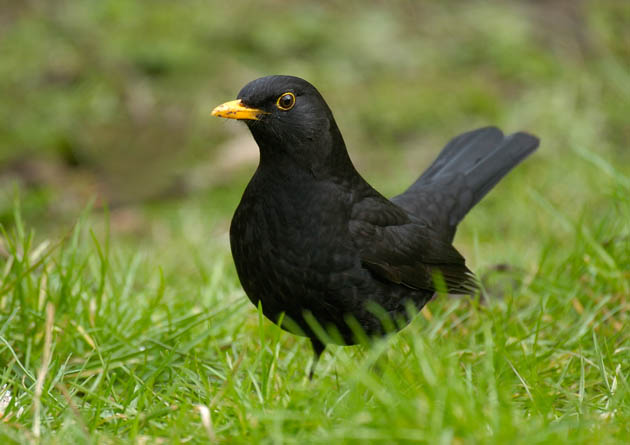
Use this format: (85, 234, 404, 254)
(231, 180, 354, 268)
(229, 177, 362, 316)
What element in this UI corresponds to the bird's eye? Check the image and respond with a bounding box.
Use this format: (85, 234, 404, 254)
(276, 92, 296, 111)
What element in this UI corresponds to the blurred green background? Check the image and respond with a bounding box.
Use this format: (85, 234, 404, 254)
(1, 0, 628, 243)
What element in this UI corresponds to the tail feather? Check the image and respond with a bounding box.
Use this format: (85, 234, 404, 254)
(392, 127, 539, 232)
(418, 126, 504, 183)
(459, 132, 539, 218)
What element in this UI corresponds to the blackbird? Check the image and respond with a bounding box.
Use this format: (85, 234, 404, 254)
(212, 75, 539, 376)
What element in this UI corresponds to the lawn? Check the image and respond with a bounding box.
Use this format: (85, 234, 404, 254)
(1, 0, 629, 443)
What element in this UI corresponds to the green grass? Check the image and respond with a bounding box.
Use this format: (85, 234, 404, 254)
(1, 152, 628, 443)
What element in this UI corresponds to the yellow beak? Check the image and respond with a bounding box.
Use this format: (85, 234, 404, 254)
(211, 99, 267, 121)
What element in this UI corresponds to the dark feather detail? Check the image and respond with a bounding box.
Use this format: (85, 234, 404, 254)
(392, 127, 539, 238)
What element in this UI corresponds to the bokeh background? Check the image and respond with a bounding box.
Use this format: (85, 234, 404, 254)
(1, 0, 628, 247)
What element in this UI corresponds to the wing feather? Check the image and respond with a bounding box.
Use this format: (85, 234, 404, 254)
(349, 195, 476, 294)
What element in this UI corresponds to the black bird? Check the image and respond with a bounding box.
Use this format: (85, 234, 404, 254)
(212, 75, 539, 376)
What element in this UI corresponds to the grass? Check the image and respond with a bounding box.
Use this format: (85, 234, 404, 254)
(0, 152, 628, 443)
(1, 0, 630, 443)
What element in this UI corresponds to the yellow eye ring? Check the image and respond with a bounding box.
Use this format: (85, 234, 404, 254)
(276, 92, 296, 111)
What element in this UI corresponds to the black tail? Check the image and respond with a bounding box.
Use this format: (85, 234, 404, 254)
(392, 127, 539, 238)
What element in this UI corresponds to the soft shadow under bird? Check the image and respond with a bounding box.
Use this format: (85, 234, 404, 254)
(212, 75, 539, 377)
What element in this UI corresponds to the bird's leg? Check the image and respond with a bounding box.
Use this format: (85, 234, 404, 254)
(309, 339, 326, 380)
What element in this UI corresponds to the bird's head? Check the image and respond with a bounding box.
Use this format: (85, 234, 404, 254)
(212, 75, 353, 175)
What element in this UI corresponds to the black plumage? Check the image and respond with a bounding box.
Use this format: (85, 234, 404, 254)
(212, 75, 539, 375)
